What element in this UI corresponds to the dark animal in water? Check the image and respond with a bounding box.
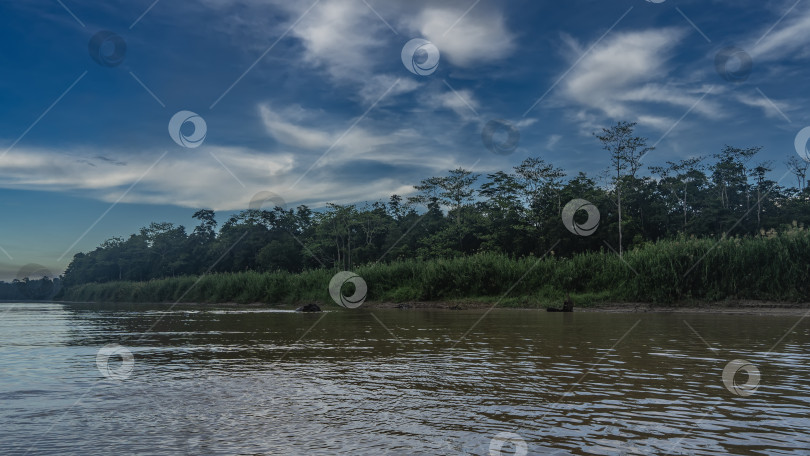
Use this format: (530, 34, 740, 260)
(546, 293, 574, 312)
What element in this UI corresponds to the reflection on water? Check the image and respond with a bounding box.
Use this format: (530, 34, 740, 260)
(1, 302, 809, 455)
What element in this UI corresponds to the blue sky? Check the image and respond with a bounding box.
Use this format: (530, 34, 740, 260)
(1, 0, 809, 280)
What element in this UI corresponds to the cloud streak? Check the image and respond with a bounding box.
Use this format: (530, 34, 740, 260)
(557, 27, 725, 132)
(0, 144, 426, 211)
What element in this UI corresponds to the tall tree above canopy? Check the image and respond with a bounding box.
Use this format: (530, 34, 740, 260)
(439, 168, 479, 217)
(192, 209, 217, 241)
(595, 121, 654, 255)
(408, 176, 444, 209)
(650, 156, 705, 232)
(514, 157, 566, 229)
(786, 156, 808, 191)
(711, 145, 760, 208)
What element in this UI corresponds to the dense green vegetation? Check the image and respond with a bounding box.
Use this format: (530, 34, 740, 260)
(56, 122, 810, 304)
(61, 227, 810, 306)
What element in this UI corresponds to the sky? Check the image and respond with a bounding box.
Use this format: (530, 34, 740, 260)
(1, 0, 809, 280)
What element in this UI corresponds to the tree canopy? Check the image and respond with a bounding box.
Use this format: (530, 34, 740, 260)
(59, 122, 810, 287)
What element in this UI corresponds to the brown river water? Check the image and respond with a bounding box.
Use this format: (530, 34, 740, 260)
(1, 302, 809, 455)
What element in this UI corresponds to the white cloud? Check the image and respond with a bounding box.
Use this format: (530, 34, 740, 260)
(258, 103, 394, 162)
(409, 6, 515, 68)
(413, 7, 515, 68)
(259, 105, 334, 149)
(191, 0, 515, 109)
(1, 91, 495, 214)
(272, 0, 516, 105)
(0, 143, 439, 211)
(515, 118, 538, 129)
(0, 146, 296, 210)
(258, 102, 475, 172)
(289, 0, 386, 82)
(545, 134, 562, 150)
(222, 0, 516, 74)
(358, 75, 420, 105)
(636, 114, 676, 131)
(563, 29, 683, 101)
(214, 0, 420, 105)
(618, 84, 720, 117)
(434, 87, 480, 122)
(735, 92, 793, 120)
(558, 28, 723, 131)
(749, 6, 810, 62)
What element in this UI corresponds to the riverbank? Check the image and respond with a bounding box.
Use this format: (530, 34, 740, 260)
(58, 230, 810, 307)
(53, 299, 810, 316)
(355, 299, 810, 314)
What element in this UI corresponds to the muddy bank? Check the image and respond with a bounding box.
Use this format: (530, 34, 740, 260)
(364, 300, 810, 315)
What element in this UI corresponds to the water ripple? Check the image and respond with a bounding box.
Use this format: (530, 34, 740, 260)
(1, 303, 809, 455)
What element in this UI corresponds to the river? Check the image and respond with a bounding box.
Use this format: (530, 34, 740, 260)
(1, 302, 809, 455)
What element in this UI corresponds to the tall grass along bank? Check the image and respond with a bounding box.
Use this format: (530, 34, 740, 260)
(60, 228, 810, 307)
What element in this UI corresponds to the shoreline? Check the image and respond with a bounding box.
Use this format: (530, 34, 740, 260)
(48, 299, 810, 315)
(365, 300, 810, 315)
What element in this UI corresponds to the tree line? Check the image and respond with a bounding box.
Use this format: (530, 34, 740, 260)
(60, 122, 810, 287)
(0, 276, 62, 300)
